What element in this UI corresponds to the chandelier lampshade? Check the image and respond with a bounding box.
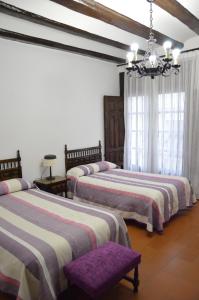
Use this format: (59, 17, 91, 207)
(126, 0, 181, 79)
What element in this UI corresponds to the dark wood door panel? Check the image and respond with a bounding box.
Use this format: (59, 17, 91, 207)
(104, 96, 124, 167)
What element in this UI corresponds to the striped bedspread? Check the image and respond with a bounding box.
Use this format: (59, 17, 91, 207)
(68, 169, 196, 232)
(0, 188, 129, 300)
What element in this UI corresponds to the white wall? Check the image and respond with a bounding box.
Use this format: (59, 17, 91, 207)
(0, 38, 119, 181)
(183, 36, 199, 51)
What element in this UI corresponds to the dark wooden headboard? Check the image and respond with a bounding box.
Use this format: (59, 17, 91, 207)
(0, 150, 22, 181)
(65, 141, 102, 173)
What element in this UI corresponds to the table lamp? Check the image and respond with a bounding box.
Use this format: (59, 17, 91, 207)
(43, 154, 56, 180)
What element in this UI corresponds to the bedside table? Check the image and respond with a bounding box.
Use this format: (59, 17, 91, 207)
(34, 176, 68, 197)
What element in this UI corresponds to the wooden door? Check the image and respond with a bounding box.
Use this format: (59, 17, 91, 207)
(104, 96, 124, 168)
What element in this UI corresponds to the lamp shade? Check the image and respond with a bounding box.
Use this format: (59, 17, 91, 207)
(43, 154, 56, 167)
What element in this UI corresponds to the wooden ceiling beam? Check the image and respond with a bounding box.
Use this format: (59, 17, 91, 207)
(51, 0, 183, 48)
(155, 0, 199, 35)
(0, 28, 126, 64)
(0, 1, 146, 54)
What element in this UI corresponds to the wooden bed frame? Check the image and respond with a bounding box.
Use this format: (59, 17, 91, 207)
(65, 141, 102, 172)
(0, 150, 22, 181)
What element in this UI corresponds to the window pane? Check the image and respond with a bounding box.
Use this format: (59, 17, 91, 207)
(131, 132, 137, 148)
(138, 98, 144, 113)
(164, 97, 171, 111)
(131, 115, 136, 130)
(128, 96, 148, 171)
(130, 97, 136, 113)
(138, 132, 143, 148)
(131, 149, 136, 165)
(158, 92, 185, 175)
(137, 114, 143, 131)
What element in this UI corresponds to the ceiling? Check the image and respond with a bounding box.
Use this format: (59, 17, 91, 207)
(47, 0, 199, 53)
(0, 0, 199, 61)
(96, 0, 198, 43)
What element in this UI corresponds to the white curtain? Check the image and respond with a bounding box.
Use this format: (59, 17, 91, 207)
(124, 50, 199, 196)
(182, 51, 199, 197)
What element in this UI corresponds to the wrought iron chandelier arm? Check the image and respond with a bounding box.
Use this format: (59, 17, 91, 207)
(133, 63, 144, 75)
(126, 0, 181, 79)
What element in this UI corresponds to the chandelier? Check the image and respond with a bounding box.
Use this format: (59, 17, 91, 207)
(126, 0, 181, 79)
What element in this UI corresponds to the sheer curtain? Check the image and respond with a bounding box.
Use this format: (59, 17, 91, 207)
(182, 51, 199, 197)
(124, 51, 199, 195)
(124, 76, 156, 172)
(155, 74, 185, 175)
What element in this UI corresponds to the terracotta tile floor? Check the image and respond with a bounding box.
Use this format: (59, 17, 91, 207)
(1, 202, 199, 300)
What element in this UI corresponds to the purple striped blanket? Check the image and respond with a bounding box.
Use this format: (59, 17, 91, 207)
(68, 168, 196, 232)
(0, 188, 129, 300)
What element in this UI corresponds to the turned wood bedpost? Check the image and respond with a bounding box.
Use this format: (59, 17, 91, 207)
(65, 145, 68, 175)
(99, 140, 102, 161)
(17, 150, 22, 178)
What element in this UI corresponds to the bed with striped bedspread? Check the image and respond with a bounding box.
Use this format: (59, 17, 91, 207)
(0, 188, 129, 300)
(68, 168, 196, 232)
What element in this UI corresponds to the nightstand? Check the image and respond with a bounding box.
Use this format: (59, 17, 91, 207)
(34, 176, 68, 197)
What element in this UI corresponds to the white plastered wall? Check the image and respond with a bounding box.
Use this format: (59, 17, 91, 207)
(183, 36, 199, 51)
(0, 35, 119, 181)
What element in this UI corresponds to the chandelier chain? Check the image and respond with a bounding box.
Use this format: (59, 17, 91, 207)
(149, 1, 154, 40)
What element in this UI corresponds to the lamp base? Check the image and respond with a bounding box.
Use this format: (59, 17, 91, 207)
(46, 176, 55, 181)
(46, 166, 55, 181)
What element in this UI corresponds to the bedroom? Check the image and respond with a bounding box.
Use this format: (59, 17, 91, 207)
(0, 0, 199, 299)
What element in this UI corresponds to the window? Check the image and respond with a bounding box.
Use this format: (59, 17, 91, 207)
(127, 92, 185, 175)
(127, 96, 148, 171)
(158, 92, 185, 175)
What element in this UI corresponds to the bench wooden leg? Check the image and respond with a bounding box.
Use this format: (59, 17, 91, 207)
(67, 281, 74, 299)
(133, 266, 139, 293)
(123, 265, 140, 293)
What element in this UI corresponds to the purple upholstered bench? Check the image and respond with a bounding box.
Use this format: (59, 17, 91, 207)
(63, 241, 141, 299)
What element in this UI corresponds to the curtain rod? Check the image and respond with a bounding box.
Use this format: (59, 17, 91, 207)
(181, 47, 199, 54)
